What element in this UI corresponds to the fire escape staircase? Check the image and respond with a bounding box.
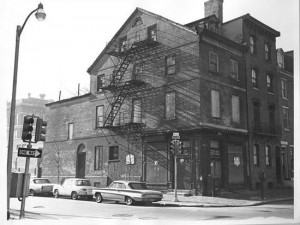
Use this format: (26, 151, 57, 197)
(103, 39, 158, 127)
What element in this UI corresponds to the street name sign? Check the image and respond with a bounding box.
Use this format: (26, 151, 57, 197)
(18, 148, 42, 158)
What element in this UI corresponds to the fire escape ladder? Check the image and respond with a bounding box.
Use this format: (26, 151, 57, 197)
(104, 82, 131, 126)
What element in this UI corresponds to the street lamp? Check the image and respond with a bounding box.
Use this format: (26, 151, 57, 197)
(7, 3, 46, 220)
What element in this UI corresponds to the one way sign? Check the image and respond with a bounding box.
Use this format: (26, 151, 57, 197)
(18, 148, 42, 158)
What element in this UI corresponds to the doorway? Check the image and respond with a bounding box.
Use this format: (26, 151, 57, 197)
(76, 144, 86, 178)
(275, 147, 282, 183)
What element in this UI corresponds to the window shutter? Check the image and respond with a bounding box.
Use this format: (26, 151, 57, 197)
(232, 95, 240, 123)
(211, 90, 220, 118)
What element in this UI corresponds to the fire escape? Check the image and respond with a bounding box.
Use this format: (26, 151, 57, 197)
(102, 30, 160, 128)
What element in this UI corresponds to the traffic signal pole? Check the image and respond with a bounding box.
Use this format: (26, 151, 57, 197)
(173, 154, 179, 202)
(19, 142, 31, 219)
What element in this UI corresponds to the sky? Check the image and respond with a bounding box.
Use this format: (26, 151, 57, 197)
(0, 0, 298, 103)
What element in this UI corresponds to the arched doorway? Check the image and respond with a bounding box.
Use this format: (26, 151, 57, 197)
(76, 144, 86, 178)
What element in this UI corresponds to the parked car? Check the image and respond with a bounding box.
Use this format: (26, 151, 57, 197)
(93, 180, 163, 205)
(52, 178, 94, 200)
(29, 178, 54, 196)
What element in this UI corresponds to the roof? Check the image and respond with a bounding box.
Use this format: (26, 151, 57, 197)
(45, 93, 91, 107)
(87, 7, 196, 74)
(223, 13, 280, 37)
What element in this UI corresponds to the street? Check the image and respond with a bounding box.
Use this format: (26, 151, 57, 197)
(8, 195, 294, 225)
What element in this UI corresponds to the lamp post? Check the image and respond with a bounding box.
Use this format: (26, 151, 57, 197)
(7, 3, 46, 220)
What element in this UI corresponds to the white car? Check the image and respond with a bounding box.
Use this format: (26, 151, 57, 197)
(93, 180, 163, 205)
(29, 178, 54, 196)
(53, 178, 94, 200)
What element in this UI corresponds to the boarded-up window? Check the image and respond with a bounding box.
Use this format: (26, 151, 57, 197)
(165, 92, 175, 119)
(230, 59, 238, 80)
(132, 99, 142, 123)
(68, 123, 74, 140)
(209, 52, 218, 72)
(232, 95, 240, 123)
(96, 105, 104, 127)
(211, 90, 220, 118)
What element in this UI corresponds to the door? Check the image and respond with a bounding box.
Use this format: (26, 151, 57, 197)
(76, 144, 86, 178)
(275, 147, 282, 183)
(227, 143, 244, 186)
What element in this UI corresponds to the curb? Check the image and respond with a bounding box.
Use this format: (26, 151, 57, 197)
(154, 197, 293, 207)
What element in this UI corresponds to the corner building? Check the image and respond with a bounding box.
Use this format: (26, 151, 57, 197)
(42, 0, 291, 194)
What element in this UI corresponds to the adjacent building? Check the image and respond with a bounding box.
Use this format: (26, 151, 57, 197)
(7, 93, 53, 175)
(42, 0, 293, 194)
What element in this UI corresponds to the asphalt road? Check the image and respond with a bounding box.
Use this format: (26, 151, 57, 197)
(8, 196, 295, 225)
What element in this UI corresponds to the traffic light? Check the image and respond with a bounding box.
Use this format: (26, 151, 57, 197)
(179, 141, 184, 154)
(22, 116, 34, 142)
(35, 118, 47, 142)
(170, 140, 174, 155)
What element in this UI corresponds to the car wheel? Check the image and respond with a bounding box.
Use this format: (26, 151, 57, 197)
(71, 191, 78, 200)
(53, 190, 59, 198)
(95, 193, 103, 203)
(29, 189, 35, 196)
(125, 197, 134, 205)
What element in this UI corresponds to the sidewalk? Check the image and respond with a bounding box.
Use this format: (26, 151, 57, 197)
(154, 187, 294, 207)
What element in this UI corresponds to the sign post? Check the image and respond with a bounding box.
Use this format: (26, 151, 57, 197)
(172, 132, 180, 202)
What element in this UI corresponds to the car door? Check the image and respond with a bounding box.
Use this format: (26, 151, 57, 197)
(101, 182, 116, 200)
(116, 183, 126, 201)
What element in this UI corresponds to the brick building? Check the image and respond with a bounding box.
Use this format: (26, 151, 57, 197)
(42, 0, 293, 194)
(276, 49, 294, 186)
(7, 93, 53, 175)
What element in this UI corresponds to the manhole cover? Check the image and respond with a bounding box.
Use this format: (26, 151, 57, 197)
(139, 217, 158, 220)
(112, 214, 133, 217)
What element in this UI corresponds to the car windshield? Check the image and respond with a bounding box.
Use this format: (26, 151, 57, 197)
(75, 180, 91, 186)
(34, 179, 51, 184)
(129, 183, 149, 190)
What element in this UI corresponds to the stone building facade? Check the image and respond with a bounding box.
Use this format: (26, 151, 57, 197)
(42, 0, 293, 194)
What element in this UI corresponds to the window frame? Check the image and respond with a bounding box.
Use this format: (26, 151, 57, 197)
(68, 123, 74, 140)
(253, 144, 260, 166)
(231, 95, 240, 123)
(251, 68, 259, 88)
(209, 51, 219, 72)
(250, 35, 257, 55)
(282, 107, 290, 130)
(266, 73, 273, 93)
(119, 36, 127, 52)
(264, 42, 271, 61)
(165, 91, 176, 120)
(165, 55, 176, 75)
(97, 74, 105, 92)
(230, 59, 239, 80)
(211, 89, 220, 118)
(265, 145, 272, 166)
(147, 24, 157, 41)
(109, 146, 119, 161)
(96, 105, 104, 128)
(94, 146, 103, 170)
(281, 79, 288, 99)
(132, 98, 142, 123)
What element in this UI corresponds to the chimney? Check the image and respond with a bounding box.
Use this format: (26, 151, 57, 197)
(40, 94, 46, 100)
(204, 0, 223, 23)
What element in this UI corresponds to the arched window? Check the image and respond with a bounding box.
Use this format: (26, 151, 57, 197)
(132, 17, 143, 27)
